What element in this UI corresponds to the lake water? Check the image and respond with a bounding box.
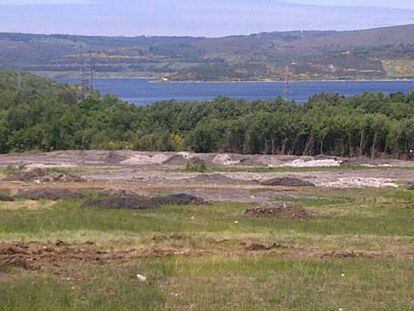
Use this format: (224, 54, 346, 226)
(58, 78, 414, 105)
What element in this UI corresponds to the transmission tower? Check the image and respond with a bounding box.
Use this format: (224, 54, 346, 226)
(283, 65, 290, 100)
(78, 51, 95, 94)
(17, 70, 22, 90)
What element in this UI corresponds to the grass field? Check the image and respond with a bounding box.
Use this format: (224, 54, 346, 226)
(0, 187, 413, 310)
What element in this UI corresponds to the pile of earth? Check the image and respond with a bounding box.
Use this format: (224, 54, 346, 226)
(83, 193, 206, 210)
(162, 153, 203, 166)
(162, 154, 188, 165)
(0, 194, 14, 201)
(3, 168, 47, 181)
(260, 177, 315, 187)
(187, 174, 240, 184)
(245, 204, 312, 219)
(13, 188, 85, 201)
(0, 241, 134, 271)
(4, 168, 85, 183)
(106, 151, 130, 164)
(238, 158, 258, 166)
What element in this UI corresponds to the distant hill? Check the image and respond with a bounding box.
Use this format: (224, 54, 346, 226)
(1, 24, 414, 81)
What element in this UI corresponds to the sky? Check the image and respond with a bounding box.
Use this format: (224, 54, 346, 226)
(0, 0, 413, 37)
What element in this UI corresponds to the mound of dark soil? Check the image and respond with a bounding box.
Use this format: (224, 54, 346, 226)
(188, 174, 238, 184)
(4, 168, 47, 182)
(83, 193, 206, 210)
(4, 168, 85, 183)
(163, 154, 188, 165)
(14, 188, 85, 201)
(239, 157, 259, 166)
(245, 204, 312, 219)
(83, 195, 159, 210)
(0, 194, 14, 202)
(260, 177, 315, 187)
(106, 151, 129, 164)
(157, 193, 206, 205)
(187, 157, 205, 166)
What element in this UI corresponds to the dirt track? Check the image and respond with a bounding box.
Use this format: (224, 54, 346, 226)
(2, 241, 413, 274)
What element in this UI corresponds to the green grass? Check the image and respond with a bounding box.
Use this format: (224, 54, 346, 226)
(0, 267, 164, 311)
(1, 257, 413, 311)
(0, 197, 412, 238)
(0, 187, 413, 310)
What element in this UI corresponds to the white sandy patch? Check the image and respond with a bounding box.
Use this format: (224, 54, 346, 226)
(212, 154, 240, 166)
(121, 154, 170, 165)
(25, 163, 77, 169)
(320, 177, 398, 188)
(275, 159, 342, 168)
(262, 156, 283, 167)
(177, 152, 194, 159)
(361, 164, 392, 168)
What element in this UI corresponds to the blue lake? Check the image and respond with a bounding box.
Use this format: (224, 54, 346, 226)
(58, 78, 414, 105)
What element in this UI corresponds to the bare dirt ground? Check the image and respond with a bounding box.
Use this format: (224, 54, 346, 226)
(1, 151, 413, 202)
(2, 240, 413, 275)
(1, 150, 413, 169)
(0, 151, 412, 212)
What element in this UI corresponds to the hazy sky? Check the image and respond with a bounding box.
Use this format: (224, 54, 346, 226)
(1, 0, 413, 37)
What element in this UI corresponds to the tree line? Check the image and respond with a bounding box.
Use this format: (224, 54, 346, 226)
(0, 71, 413, 158)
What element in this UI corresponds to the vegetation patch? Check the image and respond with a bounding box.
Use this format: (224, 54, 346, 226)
(0, 200, 55, 210)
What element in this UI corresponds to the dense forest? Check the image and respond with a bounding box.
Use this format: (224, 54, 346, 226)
(0, 71, 413, 158)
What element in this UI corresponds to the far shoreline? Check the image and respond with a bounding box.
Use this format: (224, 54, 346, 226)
(51, 74, 414, 84)
(149, 78, 414, 84)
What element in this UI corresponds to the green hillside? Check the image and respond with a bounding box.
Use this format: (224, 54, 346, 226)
(1, 24, 414, 81)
